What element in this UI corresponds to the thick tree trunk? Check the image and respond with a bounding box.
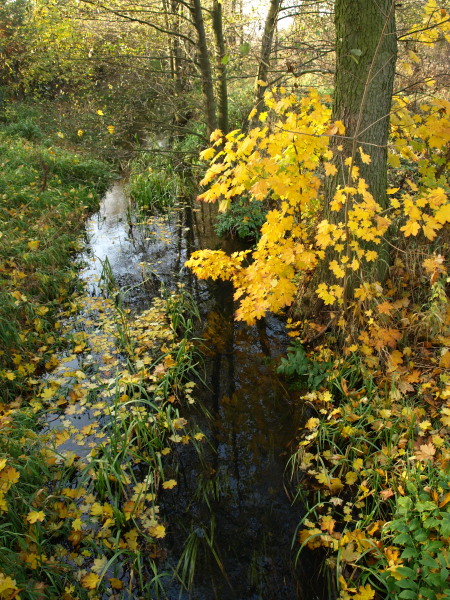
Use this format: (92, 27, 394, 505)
(324, 0, 397, 289)
(189, 0, 217, 135)
(212, 0, 228, 133)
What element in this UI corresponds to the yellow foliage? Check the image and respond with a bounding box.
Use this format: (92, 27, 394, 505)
(185, 87, 450, 322)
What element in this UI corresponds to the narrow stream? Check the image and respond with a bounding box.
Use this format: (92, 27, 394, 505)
(71, 182, 323, 599)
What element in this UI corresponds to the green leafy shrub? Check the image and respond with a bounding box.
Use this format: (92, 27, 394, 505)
(214, 198, 267, 241)
(377, 469, 450, 600)
(277, 340, 332, 389)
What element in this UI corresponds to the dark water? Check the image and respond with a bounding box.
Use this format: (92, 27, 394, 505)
(77, 183, 324, 599)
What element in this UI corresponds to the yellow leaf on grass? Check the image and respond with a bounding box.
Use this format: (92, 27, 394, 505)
(124, 528, 139, 551)
(109, 578, 123, 590)
(441, 408, 450, 426)
(92, 556, 108, 575)
(354, 583, 376, 600)
(440, 351, 450, 369)
(27, 240, 40, 251)
(148, 524, 166, 539)
(0, 492, 8, 513)
(353, 458, 364, 471)
(72, 518, 83, 531)
(0, 572, 19, 596)
(0, 466, 20, 490)
(400, 220, 421, 237)
(162, 479, 177, 490)
(387, 350, 403, 371)
(435, 202, 450, 224)
(305, 417, 320, 430)
(27, 510, 45, 524)
(81, 572, 100, 590)
(345, 471, 359, 485)
(415, 443, 436, 462)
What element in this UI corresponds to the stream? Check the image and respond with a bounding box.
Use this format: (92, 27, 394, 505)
(66, 181, 323, 599)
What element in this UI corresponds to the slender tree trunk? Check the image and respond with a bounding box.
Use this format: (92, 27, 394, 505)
(189, 0, 217, 135)
(212, 0, 228, 133)
(324, 0, 397, 288)
(249, 0, 280, 127)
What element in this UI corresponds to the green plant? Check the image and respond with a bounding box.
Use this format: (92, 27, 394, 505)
(376, 469, 450, 600)
(128, 153, 183, 213)
(5, 118, 44, 141)
(277, 341, 332, 389)
(214, 197, 267, 241)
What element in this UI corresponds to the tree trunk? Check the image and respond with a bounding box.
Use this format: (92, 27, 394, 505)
(249, 0, 280, 128)
(189, 0, 218, 135)
(324, 0, 397, 289)
(212, 0, 228, 133)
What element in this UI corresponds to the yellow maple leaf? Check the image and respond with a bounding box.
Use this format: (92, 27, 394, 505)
(109, 578, 123, 590)
(0, 492, 8, 513)
(124, 528, 139, 551)
(27, 510, 45, 524)
(387, 350, 403, 371)
(345, 471, 359, 485)
(148, 524, 166, 539)
(71, 518, 83, 531)
(305, 417, 320, 430)
(0, 467, 20, 491)
(27, 240, 40, 251)
(329, 260, 345, 278)
(400, 219, 421, 237)
(354, 584, 376, 600)
(0, 572, 19, 596)
(162, 479, 177, 490)
(435, 202, 450, 224)
(353, 458, 364, 471)
(200, 147, 216, 161)
(324, 162, 338, 176)
(81, 572, 100, 590)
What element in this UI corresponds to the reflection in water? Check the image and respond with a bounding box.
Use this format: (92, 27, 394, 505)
(59, 182, 322, 599)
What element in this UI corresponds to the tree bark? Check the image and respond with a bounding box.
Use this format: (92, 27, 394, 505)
(324, 0, 397, 287)
(189, 0, 218, 135)
(212, 0, 229, 133)
(249, 0, 280, 128)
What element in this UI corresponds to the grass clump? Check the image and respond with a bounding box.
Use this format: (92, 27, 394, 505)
(128, 152, 183, 213)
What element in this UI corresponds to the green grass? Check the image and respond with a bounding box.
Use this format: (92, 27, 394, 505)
(0, 130, 112, 402)
(128, 152, 189, 213)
